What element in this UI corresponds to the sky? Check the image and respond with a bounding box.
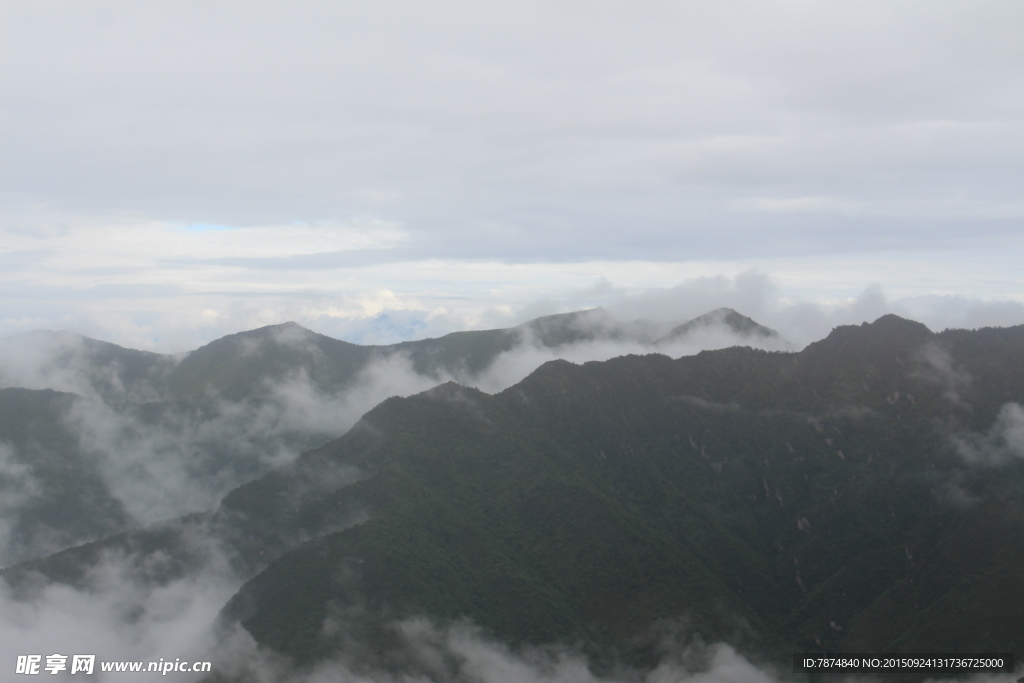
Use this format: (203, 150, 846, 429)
(2, 0, 1024, 351)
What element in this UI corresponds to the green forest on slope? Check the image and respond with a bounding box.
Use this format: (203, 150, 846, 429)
(5, 315, 1023, 681)
(214, 315, 1024, 673)
(0, 307, 778, 564)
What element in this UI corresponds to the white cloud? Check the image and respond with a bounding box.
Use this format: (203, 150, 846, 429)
(3, 0, 1024, 352)
(0, 211, 404, 275)
(4, 259, 1024, 354)
(0, 538, 237, 683)
(1, 1, 1022, 262)
(0, 443, 42, 564)
(210, 616, 791, 683)
(953, 403, 1024, 466)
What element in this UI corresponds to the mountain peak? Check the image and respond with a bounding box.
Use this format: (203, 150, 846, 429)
(800, 314, 933, 366)
(233, 320, 314, 340)
(866, 313, 932, 334)
(822, 314, 932, 345)
(660, 308, 781, 343)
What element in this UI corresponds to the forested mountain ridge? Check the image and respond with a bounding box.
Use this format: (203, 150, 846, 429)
(0, 308, 783, 565)
(208, 315, 1024, 674)
(4, 314, 1022, 682)
(0, 388, 132, 562)
(160, 306, 787, 400)
(1, 307, 784, 403)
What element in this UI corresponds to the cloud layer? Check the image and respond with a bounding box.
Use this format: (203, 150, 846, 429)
(1, 1, 1023, 349)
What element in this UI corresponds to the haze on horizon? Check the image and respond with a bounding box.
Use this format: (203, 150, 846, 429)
(2, 0, 1023, 351)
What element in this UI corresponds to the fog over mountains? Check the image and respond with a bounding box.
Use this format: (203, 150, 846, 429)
(0, 308, 785, 566)
(2, 310, 1022, 682)
(5, 4, 1023, 681)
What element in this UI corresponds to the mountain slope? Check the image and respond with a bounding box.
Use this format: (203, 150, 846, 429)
(0, 388, 131, 564)
(168, 308, 786, 400)
(168, 322, 373, 400)
(0, 331, 175, 402)
(8, 315, 1023, 679)
(207, 316, 1024, 672)
(0, 309, 787, 568)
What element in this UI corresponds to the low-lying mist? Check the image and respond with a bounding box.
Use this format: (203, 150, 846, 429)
(0, 551, 781, 683)
(7, 311, 1018, 682)
(0, 534, 235, 681)
(0, 313, 786, 565)
(211, 617, 791, 683)
(0, 314, 802, 679)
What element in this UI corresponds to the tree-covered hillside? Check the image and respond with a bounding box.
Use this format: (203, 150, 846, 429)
(6, 314, 1021, 682)
(211, 315, 1024, 673)
(0, 308, 779, 564)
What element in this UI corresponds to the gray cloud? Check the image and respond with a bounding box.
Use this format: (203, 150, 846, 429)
(915, 344, 972, 406)
(953, 402, 1024, 466)
(1, 2, 1023, 351)
(2, 1, 1023, 257)
(0, 332, 163, 400)
(2, 554, 796, 683)
(0, 443, 42, 562)
(466, 326, 790, 395)
(593, 275, 1024, 348)
(56, 358, 446, 529)
(0, 537, 237, 682)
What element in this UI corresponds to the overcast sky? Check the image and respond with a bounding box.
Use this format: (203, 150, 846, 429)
(2, 0, 1023, 350)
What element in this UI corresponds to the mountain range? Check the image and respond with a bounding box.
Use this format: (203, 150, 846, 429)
(2, 312, 1022, 681)
(0, 307, 781, 403)
(0, 308, 781, 565)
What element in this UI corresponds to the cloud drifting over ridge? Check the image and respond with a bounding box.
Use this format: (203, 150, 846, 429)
(2, 295, 1022, 682)
(0, 305, 793, 565)
(954, 402, 1024, 466)
(0, 315, 795, 682)
(3, 264, 1024, 354)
